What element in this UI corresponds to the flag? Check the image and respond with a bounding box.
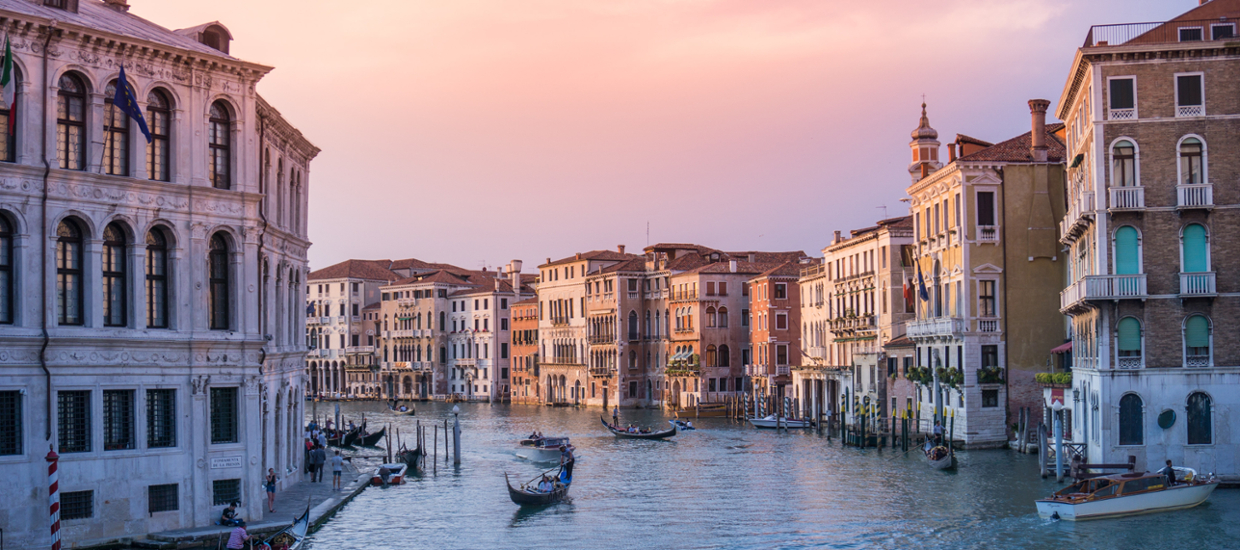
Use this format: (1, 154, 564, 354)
(903, 279, 913, 305)
(0, 34, 13, 134)
(112, 67, 151, 142)
(916, 262, 929, 302)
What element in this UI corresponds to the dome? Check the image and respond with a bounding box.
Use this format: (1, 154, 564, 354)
(911, 102, 938, 140)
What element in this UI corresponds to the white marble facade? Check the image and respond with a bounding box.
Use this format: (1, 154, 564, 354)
(0, 1, 317, 548)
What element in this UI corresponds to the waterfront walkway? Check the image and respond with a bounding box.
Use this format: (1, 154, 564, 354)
(136, 459, 378, 549)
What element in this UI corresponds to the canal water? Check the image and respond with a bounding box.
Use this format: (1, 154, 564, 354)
(306, 401, 1240, 550)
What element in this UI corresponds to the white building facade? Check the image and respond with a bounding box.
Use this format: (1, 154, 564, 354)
(0, 1, 316, 547)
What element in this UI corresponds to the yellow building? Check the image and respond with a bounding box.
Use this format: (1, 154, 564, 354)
(905, 101, 1066, 447)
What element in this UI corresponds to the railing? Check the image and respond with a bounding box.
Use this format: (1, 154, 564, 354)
(1177, 104, 1204, 118)
(806, 346, 828, 361)
(627, 292, 640, 300)
(587, 335, 613, 345)
(977, 225, 999, 243)
(801, 263, 829, 278)
(1109, 186, 1145, 210)
(1061, 188, 1096, 241)
(1117, 355, 1142, 369)
(1186, 355, 1210, 368)
(320, 317, 331, 325)
(744, 364, 765, 377)
(1177, 183, 1213, 209)
(776, 365, 790, 376)
(1077, 356, 1097, 370)
(1180, 272, 1216, 297)
(977, 318, 1000, 333)
(345, 346, 375, 354)
(393, 330, 413, 338)
(1061, 274, 1147, 310)
(907, 317, 965, 339)
(1083, 18, 1240, 47)
(588, 366, 613, 377)
(1108, 107, 1136, 120)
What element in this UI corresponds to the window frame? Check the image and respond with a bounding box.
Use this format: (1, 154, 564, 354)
(1179, 223, 1210, 274)
(56, 72, 87, 171)
(0, 213, 13, 324)
(56, 219, 84, 326)
(102, 80, 130, 177)
(102, 222, 127, 327)
(0, 390, 21, 455)
(1118, 392, 1144, 446)
(145, 228, 170, 328)
(1178, 26, 1204, 42)
(1109, 137, 1139, 188)
(146, 89, 172, 182)
(1112, 225, 1143, 276)
(208, 101, 232, 190)
(208, 233, 230, 330)
(975, 189, 997, 232)
(1186, 391, 1213, 446)
(1106, 76, 1137, 120)
(1210, 22, 1236, 40)
(1173, 72, 1205, 117)
(1176, 135, 1207, 185)
(209, 386, 238, 444)
(977, 279, 998, 318)
(0, 65, 19, 162)
(1182, 314, 1212, 368)
(102, 388, 135, 451)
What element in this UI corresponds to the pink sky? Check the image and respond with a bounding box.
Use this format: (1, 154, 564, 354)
(136, 0, 1179, 271)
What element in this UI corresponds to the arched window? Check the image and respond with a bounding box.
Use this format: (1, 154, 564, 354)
(705, 306, 716, 328)
(628, 310, 638, 340)
(1181, 224, 1208, 273)
(102, 80, 129, 176)
(1184, 314, 1210, 367)
(439, 346, 446, 364)
(1118, 393, 1143, 445)
(719, 345, 730, 367)
(1117, 317, 1141, 369)
(0, 214, 12, 323)
(102, 222, 127, 326)
(644, 311, 650, 337)
(718, 307, 729, 328)
(208, 233, 230, 330)
(1114, 226, 1140, 275)
(0, 65, 21, 162)
(1111, 140, 1136, 187)
(1179, 137, 1204, 184)
(439, 311, 445, 331)
(705, 345, 717, 368)
(208, 101, 231, 189)
(1187, 392, 1212, 445)
(57, 73, 87, 170)
(629, 349, 637, 371)
(56, 219, 84, 325)
(146, 89, 171, 181)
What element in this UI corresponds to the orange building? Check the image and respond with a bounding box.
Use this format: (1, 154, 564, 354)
(510, 297, 541, 404)
(747, 262, 809, 407)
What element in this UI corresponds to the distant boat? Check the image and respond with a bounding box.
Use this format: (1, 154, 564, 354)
(670, 419, 697, 431)
(748, 415, 811, 429)
(506, 471, 571, 506)
(515, 437, 578, 463)
(356, 426, 386, 447)
(601, 417, 676, 440)
(262, 504, 310, 550)
(676, 403, 729, 417)
(1037, 468, 1218, 520)
(371, 462, 409, 486)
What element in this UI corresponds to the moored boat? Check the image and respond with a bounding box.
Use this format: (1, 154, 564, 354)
(747, 415, 812, 429)
(1036, 468, 1218, 521)
(505, 471, 571, 506)
(371, 462, 409, 486)
(676, 403, 729, 417)
(601, 417, 676, 439)
(262, 504, 310, 550)
(356, 426, 386, 447)
(396, 444, 423, 473)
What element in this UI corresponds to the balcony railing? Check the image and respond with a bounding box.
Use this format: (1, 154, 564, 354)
(1109, 186, 1145, 210)
(907, 317, 965, 339)
(1180, 272, 1216, 297)
(977, 225, 999, 243)
(1108, 107, 1136, 120)
(1061, 274, 1147, 310)
(1061, 189, 1096, 243)
(977, 318, 1000, 333)
(1177, 183, 1213, 209)
(775, 365, 790, 376)
(1083, 18, 1240, 48)
(345, 346, 375, 354)
(1186, 354, 1210, 368)
(1117, 355, 1142, 369)
(1177, 104, 1205, 118)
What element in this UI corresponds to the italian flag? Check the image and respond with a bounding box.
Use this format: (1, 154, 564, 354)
(0, 35, 12, 133)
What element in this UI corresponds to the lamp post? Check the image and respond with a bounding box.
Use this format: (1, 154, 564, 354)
(1052, 399, 1065, 482)
(452, 405, 461, 465)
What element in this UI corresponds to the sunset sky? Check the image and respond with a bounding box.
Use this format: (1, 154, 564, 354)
(137, 0, 1179, 272)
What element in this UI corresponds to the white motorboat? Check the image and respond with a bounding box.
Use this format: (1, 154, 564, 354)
(515, 437, 580, 463)
(747, 415, 812, 429)
(371, 462, 408, 486)
(1036, 467, 1218, 521)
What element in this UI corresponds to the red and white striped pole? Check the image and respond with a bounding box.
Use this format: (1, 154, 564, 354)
(47, 445, 61, 550)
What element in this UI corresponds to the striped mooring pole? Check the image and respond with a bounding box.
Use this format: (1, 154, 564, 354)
(47, 445, 61, 550)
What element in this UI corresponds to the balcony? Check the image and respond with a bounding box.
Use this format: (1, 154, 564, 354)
(977, 225, 999, 243)
(588, 365, 614, 377)
(1108, 186, 1145, 211)
(345, 346, 375, 355)
(775, 365, 790, 376)
(1108, 107, 1136, 120)
(588, 335, 614, 345)
(320, 317, 331, 325)
(1180, 272, 1216, 297)
(805, 346, 829, 361)
(744, 364, 766, 377)
(1060, 274, 1147, 312)
(393, 330, 413, 338)
(907, 317, 965, 340)
(1177, 104, 1204, 118)
(977, 318, 1000, 333)
(1177, 183, 1213, 210)
(1117, 355, 1142, 370)
(1083, 17, 1240, 48)
(1060, 189, 1096, 244)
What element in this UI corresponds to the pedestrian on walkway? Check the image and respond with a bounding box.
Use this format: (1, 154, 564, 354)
(311, 444, 327, 482)
(331, 450, 345, 490)
(264, 468, 278, 513)
(317, 430, 327, 449)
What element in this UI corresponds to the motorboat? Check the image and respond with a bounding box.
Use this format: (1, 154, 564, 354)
(371, 462, 409, 486)
(506, 470, 571, 506)
(1036, 467, 1218, 521)
(601, 417, 676, 440)
(515, 437, 579, 463)
(748, 415, 812, 429)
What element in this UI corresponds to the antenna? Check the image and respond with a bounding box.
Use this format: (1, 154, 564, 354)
(877, 205, 888, 219)
(646, 221, 650, 247)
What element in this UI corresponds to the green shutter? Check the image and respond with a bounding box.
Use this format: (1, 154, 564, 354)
(1115, 226, 1139, 275)
(1183, 224, 1208, 272)
(1117, 318, 1141, 352)
(1186, 315, 1209, 349)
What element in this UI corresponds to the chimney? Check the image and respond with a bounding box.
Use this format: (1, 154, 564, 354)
(617, 245, 625, 254)
(729, 260, 738, 273)
(575, 253, 581, 260)
(834, 230, 842, 244)
(104, 0, 130, 11)
(509, 259, 522, 292)
(748, 253, 755, 263)
(920, 163, 930, 179)
(495, 278, 502, 291)
(947, 142, 956, 162)
(1029, 99, 1051, 163)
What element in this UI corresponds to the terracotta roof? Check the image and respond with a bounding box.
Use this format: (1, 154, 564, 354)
(450, 279, 524, 296)
(681, 261, 771, 276)
(726, 251, 809, 264)
(0, 0, 247, 61)
(594, 258, 647, 275)
(885, 335, 915, 348)
(308, 260, 398, 282)
(541, 250, 639, 268)
(361, 302, 381, 311)
(877, 215, 913, 228)
(752, 262, 802, 279)
(957, 123, 1067, 164)
(955, 134, 993, 148)
(389, 270, 477, 287)
(665, 253, 711, 271)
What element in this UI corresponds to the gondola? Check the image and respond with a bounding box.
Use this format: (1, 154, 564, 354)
(505, 471, 571, 506)
(356, 426, 386, 447)
(387, 401, 416, 416)
(262, 504, 310, 550)
(924, 442, 957, 470)
(396, 444, 423, 473)
(600, 417, 676, 440)
(327, 427, 358, 447)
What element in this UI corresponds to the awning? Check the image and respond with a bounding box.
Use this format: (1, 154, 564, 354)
(1051, 341, 1073, 354)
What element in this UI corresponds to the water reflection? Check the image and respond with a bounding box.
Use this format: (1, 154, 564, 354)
(304, 401, 1238, 550)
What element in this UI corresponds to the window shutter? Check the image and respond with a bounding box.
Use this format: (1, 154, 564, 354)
(1182, 224, 1207, 272)
(1110, 78, 1135, 110)
(1185, 315, 1209, 349)
(1117, 317, 1141, 352)
(1114, 226, 1139, 275)
(1177, 75, 1203, 106)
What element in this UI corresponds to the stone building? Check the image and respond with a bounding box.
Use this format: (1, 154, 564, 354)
(377, 268, 479, 399)
(905, 101, 1066, 447)
(0, 1, 316, 546)
(445, 262, 530, 402)
(1057, 0, 1240, 479)
(305, 259, 396, 398)
(746, 262, 805, 408)
(509, 297, 540, 404)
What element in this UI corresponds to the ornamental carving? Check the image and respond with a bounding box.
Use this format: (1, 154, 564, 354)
(192, 375, 211, 394)
(194, 200, 245, 215)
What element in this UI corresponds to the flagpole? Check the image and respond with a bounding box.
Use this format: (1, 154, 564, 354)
(97, 101, 113, 174)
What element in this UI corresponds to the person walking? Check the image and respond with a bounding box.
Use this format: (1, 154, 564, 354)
(264, 468, 278, 513)
(317, 430, 328, 449)
(311, 444, 327, 482)
(331, 450, 345, 490)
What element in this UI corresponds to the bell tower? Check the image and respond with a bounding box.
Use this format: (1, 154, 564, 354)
(909, 102, 942, 183)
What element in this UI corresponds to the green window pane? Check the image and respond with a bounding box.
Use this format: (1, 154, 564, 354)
(1117, 317, 1141, 351)
(1115, 226, 1139, 274)
(1186, 315, 1209, 349)
(1183, 224, 1207, 272)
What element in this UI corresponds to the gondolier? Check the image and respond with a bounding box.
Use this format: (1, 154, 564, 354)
(560, 445, 574, 480)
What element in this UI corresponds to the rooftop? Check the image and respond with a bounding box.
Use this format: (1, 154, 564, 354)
(1083, 1, 1240, 48)
(957, 123, 1066, 164)
(308, 260, 398, 282)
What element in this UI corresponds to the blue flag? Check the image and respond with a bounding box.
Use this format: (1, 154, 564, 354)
(113, 67, 151, 143)
(916, 262, 929, 302)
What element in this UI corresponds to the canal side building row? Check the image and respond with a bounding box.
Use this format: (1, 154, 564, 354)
(0, 0, 319, 547)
